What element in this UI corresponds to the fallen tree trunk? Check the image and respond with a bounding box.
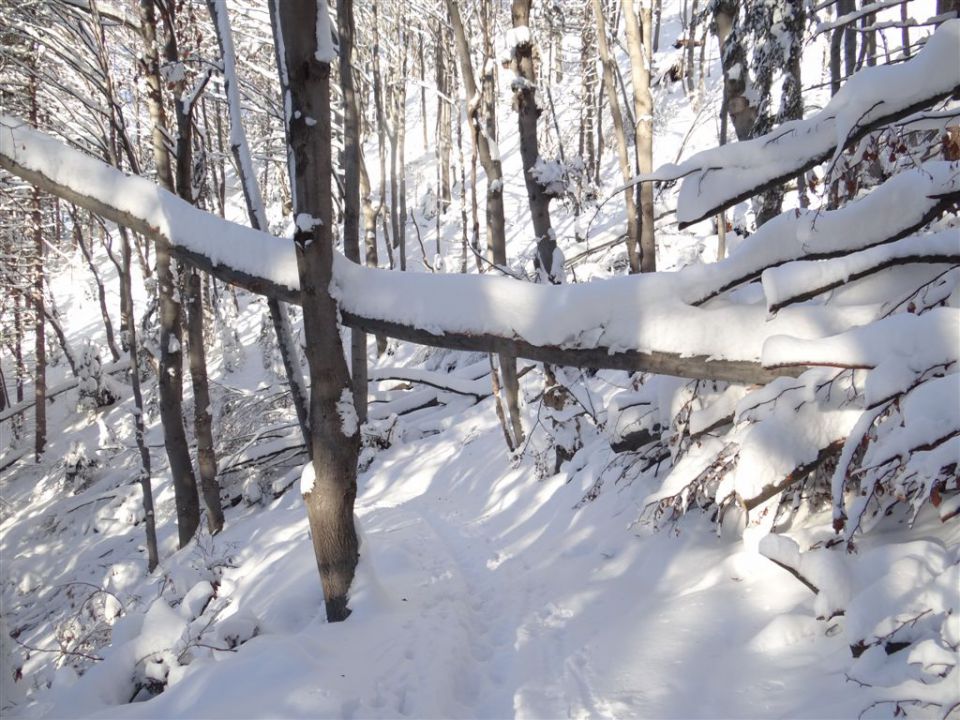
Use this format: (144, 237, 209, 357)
(0, 116, 806, 385)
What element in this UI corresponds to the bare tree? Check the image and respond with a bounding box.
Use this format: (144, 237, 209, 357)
(448, 0, 525, 449)
(623, 0, 657, 272)
(271, 0, 361, 622)
(338, 0, 369, 423)
(593, 0, 641, 272)
(137, 0, 201, 548)
(206, 0, 312, 450)
(510, 0, 559, 283)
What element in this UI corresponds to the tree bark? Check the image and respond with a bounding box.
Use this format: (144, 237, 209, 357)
(337, 0, 368, 423)
(120, 224, 159, 572)
(512, 0, 559, 283)
(206, 0, 311, 449)
(359, 149, 388, 356)
(448, 0, 525, 447)
(272, 0, 361, 623)
(623, 0, 657, 272)
(593, 0, 641, 272)
(167, 3, 224, 536)
(137, 0, 201, 548)
(713, 0, 757, 139)
(75, 218, 122, 362)
(371, 2, 394, 270)
(29, 72, 46, 462)
(436, 22, 452, 215)
(580, 9, 598, 184)
(32, 170, 46, 462)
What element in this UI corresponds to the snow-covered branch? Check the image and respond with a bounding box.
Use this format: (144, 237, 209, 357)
(761, 230, 960, 313)
(0, 114, 938, 386)
(631, 20, 960, 227)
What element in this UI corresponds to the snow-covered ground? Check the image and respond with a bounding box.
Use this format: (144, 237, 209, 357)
(1, 2, 958, 719)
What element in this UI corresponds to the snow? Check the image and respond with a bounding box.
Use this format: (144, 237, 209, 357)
(636, 20, 960, 224)
(761, 308, 960, 402)
(503, 25, 532, 54)
(313, 0, 336, 63)
(3, 116, 952, 373)
(0, 115, 301, 293)
(1, 5, 957, 720)
(209, 1, 269, 232)
(294, 213, 319, 232)
(337, 387, 358, 437)
(332, 254, 881, 363)
(299, 462, 315, 495)
(760, 228, 960, 311)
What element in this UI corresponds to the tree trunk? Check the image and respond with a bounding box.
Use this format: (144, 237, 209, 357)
(436, 24, 452, 215)
(42, 294, 78, 378)
(448, 0, 525, 448)
(168, 4, 224, 536)
(32, 175, 46, 462)
(137, 0, 201, 548)
(397, 29, 409, 272)
(372, 2, 393, 270)
(338, 0, 368, 423)
(13, 291, 24, 405)
(686, 0, 699, 95)
(511, 0, 559, 283)
(76, 219, 122, 362)
(623, 0, 657, 272)
(29, 74, 46, 462)
(593, 0, 640, 272)
(120, 224, 159, 572)
(206, 0, 311, 449)
(580, 10, 598, 183)
(186, 270, 223, 534)
(359, 150, 388, 356)
(713, 0, 757, 139)
(272, 0, 361, 623)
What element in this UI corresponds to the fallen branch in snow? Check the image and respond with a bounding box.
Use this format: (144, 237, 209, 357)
(0, 448, 31, 474)
(11, 633, 103, 663)
(0, 359, 130, 424)
(757, 538, 822, 595)
(741, 439, 845, 512)
(683, 164, 960, 306)
(813, 0, 911, 36)
(763, 231, 960, 313)
(369, 368, 489, 400)
(0, 116, 806, 386)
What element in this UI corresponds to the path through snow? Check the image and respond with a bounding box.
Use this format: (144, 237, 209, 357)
(79, 400, 871, 720)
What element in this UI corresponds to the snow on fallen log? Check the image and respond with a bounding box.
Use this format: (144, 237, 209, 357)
(861, 373, 960, 470)
(632, 20, 960, 227)
(677, 162, 960, 305)
(761, 228, 960, 312)
(0, 116, 301, 298)
(332, 256, 880, 381)
(761, 308, 959, 404)
(368, 367, 491, 399)
(0, 114, 945, 386)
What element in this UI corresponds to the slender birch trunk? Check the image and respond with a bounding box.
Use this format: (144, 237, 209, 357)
(623, 0, 657, 272)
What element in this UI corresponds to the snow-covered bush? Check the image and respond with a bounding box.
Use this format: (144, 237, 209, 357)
(62, 442, 96, 491)
(76, 343, 119, 413)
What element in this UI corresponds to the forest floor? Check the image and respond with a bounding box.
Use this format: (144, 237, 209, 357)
(2, 2, 958, 718)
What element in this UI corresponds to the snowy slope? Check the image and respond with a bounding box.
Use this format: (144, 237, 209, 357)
(1, 1, 958, 718)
